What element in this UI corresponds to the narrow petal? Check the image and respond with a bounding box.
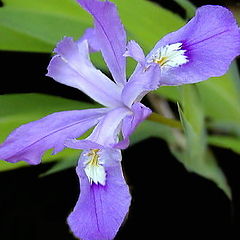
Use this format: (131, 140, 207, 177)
(77, 0, 127, 86)
(78, 28, 100, 52)
(65, 107, 132, 149)
(68, 149, 131, 240)
(147, 5, 240, 85)
(122, 64, 161, 108)
(0, 108, 108, 165)
(124, 40, 146, 66)
(47, 37, 123, 108)
(114, 103, 152, 149)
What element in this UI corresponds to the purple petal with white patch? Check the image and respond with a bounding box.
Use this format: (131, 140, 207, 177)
(68, 148, 131, 240)
(47, 37, 123, 108)
(77, 0, 127, 86)
(146, 5, 240, 85)
(0, 108, 108, 165)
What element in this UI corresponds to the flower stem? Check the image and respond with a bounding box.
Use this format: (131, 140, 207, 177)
(147, 112, 182, 129)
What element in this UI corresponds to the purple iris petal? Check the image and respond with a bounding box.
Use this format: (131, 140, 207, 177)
(78, 28, 100, 52)
(122, 64, 161, 108)
(115, 103, 152, 149)
(47, 37, 123, 108)
(147, 5, 240, 85)
(0, 108, 107, 164)
(124, 40, 146, 66)
(65, 107, 132, 149)
(67, 148, 131, 240)
(77, 0, 127, 86)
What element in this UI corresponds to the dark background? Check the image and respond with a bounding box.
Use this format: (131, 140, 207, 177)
(1, 0, 240, 239)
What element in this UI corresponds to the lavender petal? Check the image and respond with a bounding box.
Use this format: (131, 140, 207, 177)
(0, 108, 108, 165)
(47, 37, 123, 108)
(68, 149, 131, 240)
(115, 102, 152, 149)
(147, 5, 240, 85)
(77, 0, 127, 86)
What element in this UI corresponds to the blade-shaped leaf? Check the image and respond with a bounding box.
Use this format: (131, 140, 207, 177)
(156, 63, 240, 135)
(0, 0, 91, 52)
(177, 85, 231, 198)
(208, 135, 240, 154)
(0, 0, 184, 53)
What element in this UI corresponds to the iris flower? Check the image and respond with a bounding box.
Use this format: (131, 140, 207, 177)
(0, 0, 239, 239)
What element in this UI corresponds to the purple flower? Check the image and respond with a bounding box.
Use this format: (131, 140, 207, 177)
(0, 1, 239, 239)
(125, 5, 240, 87)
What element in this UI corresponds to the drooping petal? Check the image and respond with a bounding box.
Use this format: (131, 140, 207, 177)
(68, 149, 131, 240)
(124, 40, 146, 66)
(47, 37, 123, 108)
(114, 103, 152, 149)
(78, 28, 100, 52)
(65, 107, 131, 149)
(147, 5, 240, 85)
(77, 0, 127, 86)
(0, 108, 108, 165)
(122, 64, 161, 108)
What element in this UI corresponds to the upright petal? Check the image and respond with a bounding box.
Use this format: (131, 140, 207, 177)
(47, 37, 123, 108)
(68, 148, 131, 240)
(65, 107, 132, 149)
(122, 64, 161, 108)
(0, 108, 108, 165)
(77, 0, 127, 86)
(124, 40, 146, 66)
(78, 28, 100, 52)
(114, 103, 152, 149)
(146, 5, 240, 85)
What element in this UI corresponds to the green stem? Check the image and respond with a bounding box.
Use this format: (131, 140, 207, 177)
(147, 112, 182, 129)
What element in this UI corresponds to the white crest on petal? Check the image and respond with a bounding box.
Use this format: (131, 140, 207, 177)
(84, 149, 106, 185)
(147, 42, 188, 70)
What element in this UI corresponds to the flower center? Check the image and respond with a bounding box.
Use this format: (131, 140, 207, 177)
(148, 42, 188, 69)
(84, 149, 106, 185)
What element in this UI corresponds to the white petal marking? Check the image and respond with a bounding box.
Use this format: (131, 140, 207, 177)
(148, 42, 188, 70)
(84, 149, 106, 185)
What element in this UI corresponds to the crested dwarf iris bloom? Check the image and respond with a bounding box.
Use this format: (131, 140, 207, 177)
(0, 0, 240, 239)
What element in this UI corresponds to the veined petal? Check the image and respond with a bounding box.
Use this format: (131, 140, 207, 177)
(77, 0, 127, 86)
(122, 64, 161, 108)
(147, 5, 240, 85)
(114, 103, 152, 149)
(124, 40, 146, 66)
(47, 37, 123, 108)
(65, 107, 132, 149)
(0, 108, 108, 165)
(68, 149, 131, 240)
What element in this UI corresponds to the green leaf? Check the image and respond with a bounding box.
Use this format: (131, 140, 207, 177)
(0, 0, 91, 52)
(208, 135, 240, 154)
(0, 0, 184, 53)
(130, 120, 174, 146)
(154, 86, 181, 102)
(39, 155, 79, 177)
(155, 63, 240, 135)
(198, 65, 240, 134)
(177, 85, 231, 198)
(0, 93, 98, 172)
(173, 0, 196, 19)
